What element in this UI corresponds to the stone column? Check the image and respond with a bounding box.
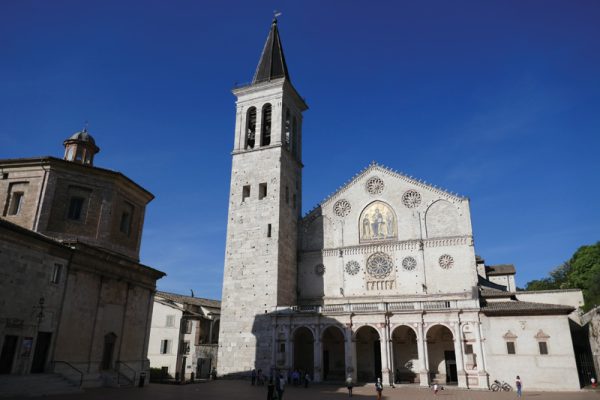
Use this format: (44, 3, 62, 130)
(344, 324, 355, 382)
(313, 337, 322, 383)
(417, 323, 429, 387)
(474, 321, 489, 389)
(379, 324, 391, 386)
(453, 322, 468, 388)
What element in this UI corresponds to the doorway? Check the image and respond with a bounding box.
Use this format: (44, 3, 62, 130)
(0, 335, 18, 374)
(356, 326, 382, 382)
(101, 333, 117, 370)
(31, 332, 52, 373)
(444, 350, 457, 383)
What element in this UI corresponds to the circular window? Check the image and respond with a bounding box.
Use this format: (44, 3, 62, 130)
(402, 190, 421, 208)
(402, 256, 417, 271)
(366, 176, 385, 195)
(315, 264, 326, 275)
(333, 199, 351, 217)
(345, 260, 361, 275)
(366, 252, 393, 279)
(439, 254, 454, 270)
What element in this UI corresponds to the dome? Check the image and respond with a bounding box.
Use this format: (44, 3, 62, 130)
(67, 128, 96, 146)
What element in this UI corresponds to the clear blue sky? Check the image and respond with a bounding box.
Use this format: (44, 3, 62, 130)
(1, 1, 599, 300)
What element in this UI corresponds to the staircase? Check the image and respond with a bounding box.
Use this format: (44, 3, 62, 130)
(0, 374, 83, 397)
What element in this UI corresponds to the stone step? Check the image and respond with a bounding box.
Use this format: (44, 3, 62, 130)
(0, 373, 83, 397)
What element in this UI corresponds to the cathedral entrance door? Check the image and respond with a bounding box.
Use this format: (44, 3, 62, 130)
(444, 351, 457, 383)
(356, 326, 382, 382)
(0, 335, 18, 374)
(31, 332, 52, 373)
(101, 333, 117, 370)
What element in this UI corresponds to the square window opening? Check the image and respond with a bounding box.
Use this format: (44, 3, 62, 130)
(7, 192, 24, 216)
(242, 185, 251, 202)
(464, 344, 473, 354)
(259, 183, 267, 200)
(166, 315, 175, 327)
(279, 343, 285, 353)
(67, 197, 85, 220)
(119, 202, 134, 236)
(539, 341, 548, 355)
(160, 340, 171, 354)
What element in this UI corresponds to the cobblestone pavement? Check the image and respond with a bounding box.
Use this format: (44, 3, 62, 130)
(5, 380, 600, 400)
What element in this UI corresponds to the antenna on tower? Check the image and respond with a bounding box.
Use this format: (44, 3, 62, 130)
(273, 10, 282, 20)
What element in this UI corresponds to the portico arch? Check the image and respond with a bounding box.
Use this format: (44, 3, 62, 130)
(355, 325, 382, 382)
(293, 327, 314, 375)
(391, 325, 419, 383)
(321, 326, 345, 381)
(426, 324, 457, 384)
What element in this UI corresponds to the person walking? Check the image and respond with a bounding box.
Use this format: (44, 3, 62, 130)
(251, 369, 257, 385)
(277, 373, 286, 400)
(516, 375, 522, 397)
(304, 371, 310, 388)
(346, 375, 354, 397)
(375, 377, 383, 400)
(267, 377, 275, 400)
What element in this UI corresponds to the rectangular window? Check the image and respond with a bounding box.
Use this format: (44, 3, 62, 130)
(242, 185, 251, 202)
(279, 343, 285, 353)
(160, 340, 171, 354)
(506, 341, 516, 354)
(185, 320, 192, 334)
(67, 196, 85, 220)
(464, 344, 473, 354)
(539, 341, 548, 355)
(7, 192, 24, 215)
(119, 202, 134, 235)
(166, 315, 175, 327)
(182, 340, 190, 355)
(259, 183, 267, 200)
(51, 264, 62, 284)
(1, 173, 8, 179)
(267, 224, 272, 238)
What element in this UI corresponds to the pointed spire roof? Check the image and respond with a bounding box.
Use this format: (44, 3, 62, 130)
(252, 18, 290, 84)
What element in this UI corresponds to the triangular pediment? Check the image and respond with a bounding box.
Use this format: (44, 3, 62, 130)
(303, 162, 466, 221)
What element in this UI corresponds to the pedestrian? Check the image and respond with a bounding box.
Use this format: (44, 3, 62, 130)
(304, 371, 310, 388)
(257, 369, 263, 385)
(395, 368, 401, 384)
(516, 375, 522, 397)
(375, 377, 383, 400)
(346, 374, 354, 397)
(251, 369, 257, 385)
(267, 377, 275, 400)
(277, 373, 286, 400)
(592, 377, 597, 388)
(433, 383, 439, 394)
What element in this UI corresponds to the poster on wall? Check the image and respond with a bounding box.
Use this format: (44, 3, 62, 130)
(21, 337, 33, 357)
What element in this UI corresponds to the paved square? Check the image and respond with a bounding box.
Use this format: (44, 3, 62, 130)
(5, 380, 599, 400)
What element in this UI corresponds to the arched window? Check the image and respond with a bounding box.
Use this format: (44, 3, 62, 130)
(292, 117, 298, 157)
(261, 103, 272, 147)
(245, 107, 256, 149)
(284, 108, 291, 151)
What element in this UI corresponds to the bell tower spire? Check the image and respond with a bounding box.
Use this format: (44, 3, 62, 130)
(218, 18, 308, 376)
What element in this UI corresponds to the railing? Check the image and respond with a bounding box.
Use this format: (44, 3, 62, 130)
(116, 361, 136, 386)
(51, 361, 84, 387)
(275, 299, 475, 315)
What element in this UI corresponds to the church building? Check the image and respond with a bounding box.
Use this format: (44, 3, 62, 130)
(217, 19, 591, 391)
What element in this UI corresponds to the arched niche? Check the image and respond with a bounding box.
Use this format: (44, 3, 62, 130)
(359, 201, 397, 243)
(425, 200, 461, 238)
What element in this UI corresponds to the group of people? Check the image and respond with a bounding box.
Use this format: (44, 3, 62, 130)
(251, 369, 312, 400)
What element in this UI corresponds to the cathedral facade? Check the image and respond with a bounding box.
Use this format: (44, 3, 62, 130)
(218, 19, 589, 391)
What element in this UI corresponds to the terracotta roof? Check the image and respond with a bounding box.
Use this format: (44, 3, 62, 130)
(486, 264, 516, 276)
(480, 287, 514, 298)
(156, 291, 221, 310)
(481, 300, 574, 316)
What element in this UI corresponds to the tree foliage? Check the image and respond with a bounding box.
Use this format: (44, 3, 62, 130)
(525, 242, 600, 311)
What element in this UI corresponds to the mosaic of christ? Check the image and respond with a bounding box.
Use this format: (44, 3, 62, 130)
(359, 201, 397, 241)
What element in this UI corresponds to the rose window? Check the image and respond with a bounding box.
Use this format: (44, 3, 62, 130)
(345, 260, 361, 275)
(402, 256, 417, 271)
(333, 199, 351, 217)
(438, 254, 454, 270)
(402, 190, 421, 208)
(366, 252, 393, 279)
(315, 264, 326, 275)
(366, 176, 385, 195)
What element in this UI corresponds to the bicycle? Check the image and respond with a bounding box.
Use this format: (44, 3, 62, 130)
(490, 379, 513, 391)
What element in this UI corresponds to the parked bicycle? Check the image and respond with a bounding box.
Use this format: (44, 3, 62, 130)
(491, 379, 513, 391)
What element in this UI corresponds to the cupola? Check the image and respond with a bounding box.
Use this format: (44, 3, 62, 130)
(63, 128, 100, 166)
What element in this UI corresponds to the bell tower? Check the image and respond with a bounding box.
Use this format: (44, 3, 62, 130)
(218, 18, 308, 375)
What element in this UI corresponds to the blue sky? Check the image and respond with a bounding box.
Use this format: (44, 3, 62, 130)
(1, 1, 598, 300)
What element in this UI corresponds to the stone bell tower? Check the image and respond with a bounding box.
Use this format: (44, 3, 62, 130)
(217, 18, 308, 375)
